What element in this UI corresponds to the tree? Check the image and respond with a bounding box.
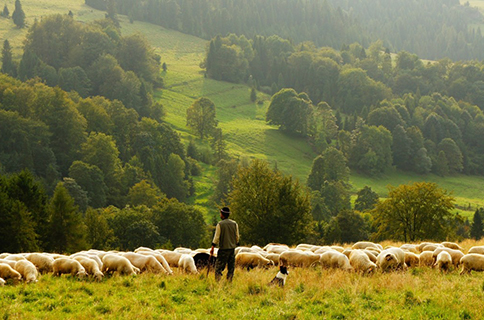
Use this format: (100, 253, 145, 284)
(2, 4, 9, 17)
(127, 179, 164, 208)
(186, 97, 217, 139)
(438, 138, 463, 173)
(212, 158, 239, 204)
(470, 208, 484, 240)
(228, 159, 314, 245)
(47, 182, 87, 253)
(250, 87, 257, 102)
(307, 147, 349, 191)
(266, 88, 313, 136)
(12, 0, 25, 28)
(335, 210, 369, 243)
(372, 182, 455, 242)
(1, 40, 16, 77)
(84, 208, 113, 250)
(152, 198, 208, 248)
(68, 161, 107, 208)
(354, 186, 379, 212)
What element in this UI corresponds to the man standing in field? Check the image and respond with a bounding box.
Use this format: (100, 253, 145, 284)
(210, 207, 239, 282)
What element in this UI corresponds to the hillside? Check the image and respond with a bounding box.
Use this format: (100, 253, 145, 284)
(1, 0, 484, 219)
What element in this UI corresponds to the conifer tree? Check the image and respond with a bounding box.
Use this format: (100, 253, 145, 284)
(12, 0, 25, 28)
(1, 39, 15, 77)
(471, 209, 484, 240)
(2, 4, 9, 17)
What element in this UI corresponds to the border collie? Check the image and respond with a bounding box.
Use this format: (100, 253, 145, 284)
(269, 265, 288, 287)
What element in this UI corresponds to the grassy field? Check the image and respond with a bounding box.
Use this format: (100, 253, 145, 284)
(1, 1, 484, 219)
(3, 239, 484, 319)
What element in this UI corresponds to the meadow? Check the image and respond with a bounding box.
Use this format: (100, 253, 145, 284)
(2, 1, 484, 218)
(3, 239, 484, 319)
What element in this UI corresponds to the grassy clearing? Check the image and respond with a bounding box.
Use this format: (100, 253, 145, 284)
(2, 256, 484, 319)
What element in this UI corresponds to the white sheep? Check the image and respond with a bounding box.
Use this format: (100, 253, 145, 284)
(53, 258, 87, 279)
(349, 250, 377, 274)
(320, 251, 353, 271)
(72, 256, 104, 281)
(434, 251, 452, 272)
(0, 263, 22, 283)
(14, 260, 38, 283)
(460, 254, 484, 275)
(178, 254, 198, 274)
(25, 253, 54, 274)
(122, 252, 167, 274)
(102, 254, 139, 276)
(235, 252, 274, 270)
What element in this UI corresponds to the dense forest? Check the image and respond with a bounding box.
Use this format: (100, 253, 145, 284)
(86, 0, 484, 61)
(205, 34, 484, 177)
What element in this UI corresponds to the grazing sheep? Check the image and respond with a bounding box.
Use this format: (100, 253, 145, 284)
(421, 244, 442, 252)
(434, 251, 452, 272)
(53, 258, 87, 279)
(352, 242, 382, 251)
(432, 248, 464, 268)
(441, 242, 463, 251)
(320, 251, 353, 271)
(158, 251, 183, 268)
(235, 252, 274, 270)
(279, 250, 321, 267)
(122, 252, 167, 274)
(25, 253, 54, 274)
(0, 263, 22, 283)
(460, 254, 484, 274)
(404, 252, 420, 268)
(73, 256, 104, 281)
(14, 260, 38, 283)
(400, 244, 419, 254)
(70, 253, 103, 270)
(330, 246, 345, 253)
(417, 242, 438, 253)
(349, 250, 377, 274)
(377, 248, 406, 272)
(4, 254, 27, 262)
(363, 250, 378, 263)
(174, 247, 192, 254)
(0, 259, 17, 268)
(178, 254, 198, 274)
(138, 251, 173, 275)
(102, 254, 139, 276)
(263, 244, 290, 254)
(419, 251, 434, 267)
(265, 253, 280, 266)
(468, 246, 484, 255)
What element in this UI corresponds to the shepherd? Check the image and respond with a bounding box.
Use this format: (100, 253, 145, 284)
(210, 207, 240, 282)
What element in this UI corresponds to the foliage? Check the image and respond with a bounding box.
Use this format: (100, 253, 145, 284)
(46, 182, 87, 253)
(372, 182, 456, 242)
(186, 97, 217, 139)
(228, 159, 314, 245)
(1, 40, 16, 77)
(12, 0, 25, 28)
(266, 88, 313, 136)
(354, 186, 379, 212)
(152, 198, 208, 248)
(470, 208, 484, 240)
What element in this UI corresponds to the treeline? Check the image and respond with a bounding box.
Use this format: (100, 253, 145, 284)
(328, 0, 484, 61)
(206, 34, 484, 177)
(2, 14, 161, 117)
(85, 0, 484, 61)
(0, 170, 208, 253)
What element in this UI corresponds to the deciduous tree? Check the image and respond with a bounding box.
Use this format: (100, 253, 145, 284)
(372, 182, 455, 242)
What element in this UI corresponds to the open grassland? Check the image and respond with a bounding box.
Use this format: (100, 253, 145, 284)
(1, 0, 484, 217)
(2, 258, 484, 318)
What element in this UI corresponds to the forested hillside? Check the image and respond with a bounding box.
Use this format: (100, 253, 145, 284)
(1, 0, 484, 253)
(86, 0, 484, 60)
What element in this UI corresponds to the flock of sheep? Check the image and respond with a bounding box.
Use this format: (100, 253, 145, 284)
(2, 241, 484, 285)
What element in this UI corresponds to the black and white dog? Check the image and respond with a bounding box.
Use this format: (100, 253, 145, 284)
(269, 265, 288, 287)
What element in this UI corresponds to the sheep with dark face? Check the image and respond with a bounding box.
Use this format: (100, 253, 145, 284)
(434, 251, 452, 273)
(376, 248, 406, 272)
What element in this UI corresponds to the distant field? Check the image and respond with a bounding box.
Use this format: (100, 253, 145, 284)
(1, 0, 484, 219)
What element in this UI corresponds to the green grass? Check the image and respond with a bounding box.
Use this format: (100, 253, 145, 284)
(2, 0, 484, 219)
(2, 265, 484, 319)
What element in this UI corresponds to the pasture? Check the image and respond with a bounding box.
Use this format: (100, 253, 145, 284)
(3, 239, 484, 319)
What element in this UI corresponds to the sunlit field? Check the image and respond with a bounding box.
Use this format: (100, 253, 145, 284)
(3, 239, 484, 319)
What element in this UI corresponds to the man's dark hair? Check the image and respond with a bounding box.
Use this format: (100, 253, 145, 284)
(220, 207, 230, 218)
